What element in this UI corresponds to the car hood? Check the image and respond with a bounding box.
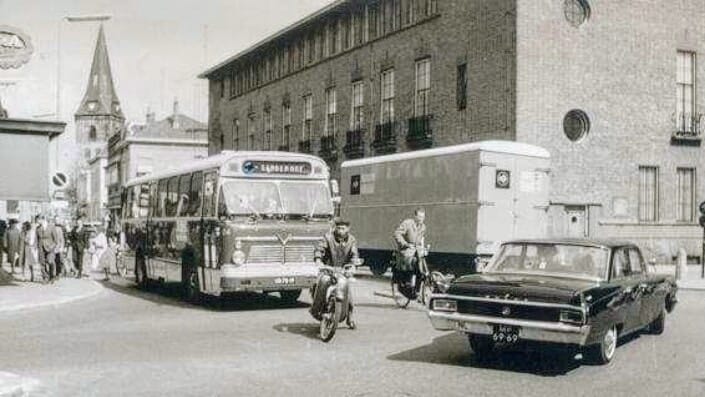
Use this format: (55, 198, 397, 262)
(447, 273, 604, 305)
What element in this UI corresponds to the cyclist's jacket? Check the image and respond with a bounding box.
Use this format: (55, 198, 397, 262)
(315, 232, 359, 267)
(393, 219, 426, 272)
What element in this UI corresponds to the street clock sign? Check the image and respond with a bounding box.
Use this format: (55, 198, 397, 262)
(0, 25, 34, 69)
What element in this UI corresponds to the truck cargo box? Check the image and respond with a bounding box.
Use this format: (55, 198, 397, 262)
(340, 140, 551, 276)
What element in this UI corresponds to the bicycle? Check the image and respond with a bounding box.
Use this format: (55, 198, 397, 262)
(391, 245, 448, 308)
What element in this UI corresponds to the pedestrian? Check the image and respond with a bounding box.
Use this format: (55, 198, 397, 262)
(0, 219, 7, 265)
(52, 216, 67, 278)
(21, 220, 39, 282)
(3, 219, 22, 275)
(90, 226, 108, 274)
(69, 218, 89, 278)
(36, 215, 58, 283)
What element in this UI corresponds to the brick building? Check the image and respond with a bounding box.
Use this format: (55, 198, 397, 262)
(200, 0, 705, 262)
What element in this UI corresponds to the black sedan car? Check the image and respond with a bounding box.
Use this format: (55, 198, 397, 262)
(428, 238, 678, 364)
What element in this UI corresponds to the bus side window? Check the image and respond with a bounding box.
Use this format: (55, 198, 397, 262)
(189, 172, 203, 217)
(203, 172, 217, 218)
(149, 182, 158, 217)
(139, 184, 150, 218)
(121, 188, 128, 220)
(166, 176, 179, 217)
(177, 174, 191, 217)
(132, 185, 141, 218)
(157, 179, 168, 217)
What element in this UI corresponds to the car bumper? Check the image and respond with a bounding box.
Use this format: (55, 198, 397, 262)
(428, 311, 591, 346)
(219, 263, 319, 292)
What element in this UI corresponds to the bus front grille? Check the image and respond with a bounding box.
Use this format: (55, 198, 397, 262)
(247, 244, 315, 264)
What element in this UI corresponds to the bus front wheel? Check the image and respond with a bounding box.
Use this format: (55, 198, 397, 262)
(369, 263, 387, 277)
(183, 267, 201, 304)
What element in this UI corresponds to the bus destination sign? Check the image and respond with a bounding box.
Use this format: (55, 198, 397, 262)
(243, 160, 311, 175)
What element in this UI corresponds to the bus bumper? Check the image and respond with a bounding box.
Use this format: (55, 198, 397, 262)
(219, 263, 319, 292)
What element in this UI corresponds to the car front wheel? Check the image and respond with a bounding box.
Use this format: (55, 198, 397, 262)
(585, 325, 617, 365)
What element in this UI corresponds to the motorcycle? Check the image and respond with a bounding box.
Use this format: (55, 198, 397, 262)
(310, 259, 362, 342)
(391, 245, 451, 308)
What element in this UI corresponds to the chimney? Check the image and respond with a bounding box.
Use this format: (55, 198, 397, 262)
(145, 107, 155, 124)
(172, 98, 180, 129)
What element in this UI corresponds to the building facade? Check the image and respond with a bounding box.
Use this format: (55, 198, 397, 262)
(200, 0, 705, 262)
(106, 100, 208, 224)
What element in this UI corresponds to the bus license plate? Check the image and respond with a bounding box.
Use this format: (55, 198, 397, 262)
(274, 277, 296, 285)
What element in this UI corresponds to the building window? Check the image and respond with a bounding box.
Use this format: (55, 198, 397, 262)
(380, 68, 395, 123)
(676, 168, 696, 222)
(676, 50, 696, 133)
(341, 15, 351, 50)
(564, 0, 591, 27)
(303, 94, 313, 142)
(232, 118, 240, 150)
(325, 87, 337, 138)
(351, 81, 365, 130)
(263, 109, 273, 150)
(563, 109, 590, 142)
(353, 11, 364, 45)
(368, 3, 378, 40)
(404, 0, 414, 25)
(415, 58, 431, 116)
(248, 115, 256, 149)
(282, 102, 292, 148)
(88, 125, 97, 141)
(638, 166, 659, 223)
(457, 63, 467, 110)
(329, 21, 338, 55)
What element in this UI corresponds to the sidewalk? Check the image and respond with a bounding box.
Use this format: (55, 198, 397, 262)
(0, 263, 104, 314)
(653, 264, 705, 291)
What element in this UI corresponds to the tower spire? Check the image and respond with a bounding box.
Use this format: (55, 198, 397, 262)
(75, 24, 123, 119)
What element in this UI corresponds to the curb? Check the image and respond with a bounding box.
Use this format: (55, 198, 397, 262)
(0, 280, 105, 314)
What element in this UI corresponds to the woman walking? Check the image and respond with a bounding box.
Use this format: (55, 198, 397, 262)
(21, 221, 39, 282)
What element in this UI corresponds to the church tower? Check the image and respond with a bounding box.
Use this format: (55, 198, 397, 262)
(74, 24, 124, 161)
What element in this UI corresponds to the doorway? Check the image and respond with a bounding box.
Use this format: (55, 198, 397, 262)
(565, 205, 587, 238)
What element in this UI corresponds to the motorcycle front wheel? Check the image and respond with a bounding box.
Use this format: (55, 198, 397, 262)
(319, 296, 341, 342)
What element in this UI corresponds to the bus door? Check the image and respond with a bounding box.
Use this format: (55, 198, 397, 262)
(201, 172, 219, 293)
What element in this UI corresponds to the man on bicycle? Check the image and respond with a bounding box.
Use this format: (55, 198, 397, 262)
(393, 208, 427, 297)
(312, 217, 360, 329)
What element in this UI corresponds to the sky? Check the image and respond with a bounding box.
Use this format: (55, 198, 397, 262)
(0, 0, 333, 172)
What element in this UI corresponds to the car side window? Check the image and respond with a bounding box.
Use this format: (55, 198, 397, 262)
(611, 249, 629, 279)
(628, 248, 644, 275)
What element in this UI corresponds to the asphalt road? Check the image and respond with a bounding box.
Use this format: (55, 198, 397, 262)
(1, 275, 704, 397)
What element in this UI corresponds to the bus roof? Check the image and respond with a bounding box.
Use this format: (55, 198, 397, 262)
(125, 150, 329, 187)
(341, 140, 550, 168)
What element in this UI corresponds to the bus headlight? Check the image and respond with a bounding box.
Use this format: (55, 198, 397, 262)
(231, 239, 246, 266)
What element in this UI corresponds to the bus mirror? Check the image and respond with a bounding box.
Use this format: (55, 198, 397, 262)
(330, 179, 340, 195)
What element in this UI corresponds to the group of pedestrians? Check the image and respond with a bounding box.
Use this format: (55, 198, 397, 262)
(0, 215, 105, 284)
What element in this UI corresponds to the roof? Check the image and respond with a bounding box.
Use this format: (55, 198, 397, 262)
(0, 118, 66, 138)
(502, 238, 636, 249)
(128, 113, 207, 139)
(125, 150, 328, 187)
(199, 0, 347, 79)
(341, 141, 551, 168)
(75, 25, 124, 119)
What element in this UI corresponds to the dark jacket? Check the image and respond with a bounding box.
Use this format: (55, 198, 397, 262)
(4, 226, 21, 261)
(69, 226, 90, 252)
(315, 232, 359, 268)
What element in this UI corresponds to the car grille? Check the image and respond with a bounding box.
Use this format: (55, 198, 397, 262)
(247, 244, 315, 264)
(457, 300, 561, 323)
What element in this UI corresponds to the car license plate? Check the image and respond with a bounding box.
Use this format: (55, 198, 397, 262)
(492, 324, 520, 343)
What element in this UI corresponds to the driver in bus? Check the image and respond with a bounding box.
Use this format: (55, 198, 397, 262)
(312, 217, 360, 329)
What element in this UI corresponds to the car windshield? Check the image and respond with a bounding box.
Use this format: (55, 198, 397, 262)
(485, 243, 610, 281)
(220, 179, 333, 217)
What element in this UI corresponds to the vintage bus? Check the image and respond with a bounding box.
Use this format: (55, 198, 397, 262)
(118, 151, 336, 303)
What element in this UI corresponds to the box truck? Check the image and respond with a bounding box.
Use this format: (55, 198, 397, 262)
(340, 140, 551, 276)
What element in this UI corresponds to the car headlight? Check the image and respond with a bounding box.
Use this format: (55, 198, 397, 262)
(231, 239, 246, 266)
(559, 309, 584, 325)
(432, 299, 457, 312)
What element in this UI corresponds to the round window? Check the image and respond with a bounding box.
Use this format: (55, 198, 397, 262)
(563, 109, 591, 142)
(564, 0, 591, 27)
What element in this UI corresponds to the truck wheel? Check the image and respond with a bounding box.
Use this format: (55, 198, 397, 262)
(369, 262, 387, 277)
(468, 334, 495, 360)
(280, 289, 302, 304)
(649, 308, 665, 335)
(585, 325, 617, 365)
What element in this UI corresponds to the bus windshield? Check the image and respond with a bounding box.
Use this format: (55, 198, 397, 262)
(220, 179, 333, 217)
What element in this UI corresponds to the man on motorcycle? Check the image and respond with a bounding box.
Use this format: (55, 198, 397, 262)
(312, 217, 360, 329)
(392, 208, 427, 297)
